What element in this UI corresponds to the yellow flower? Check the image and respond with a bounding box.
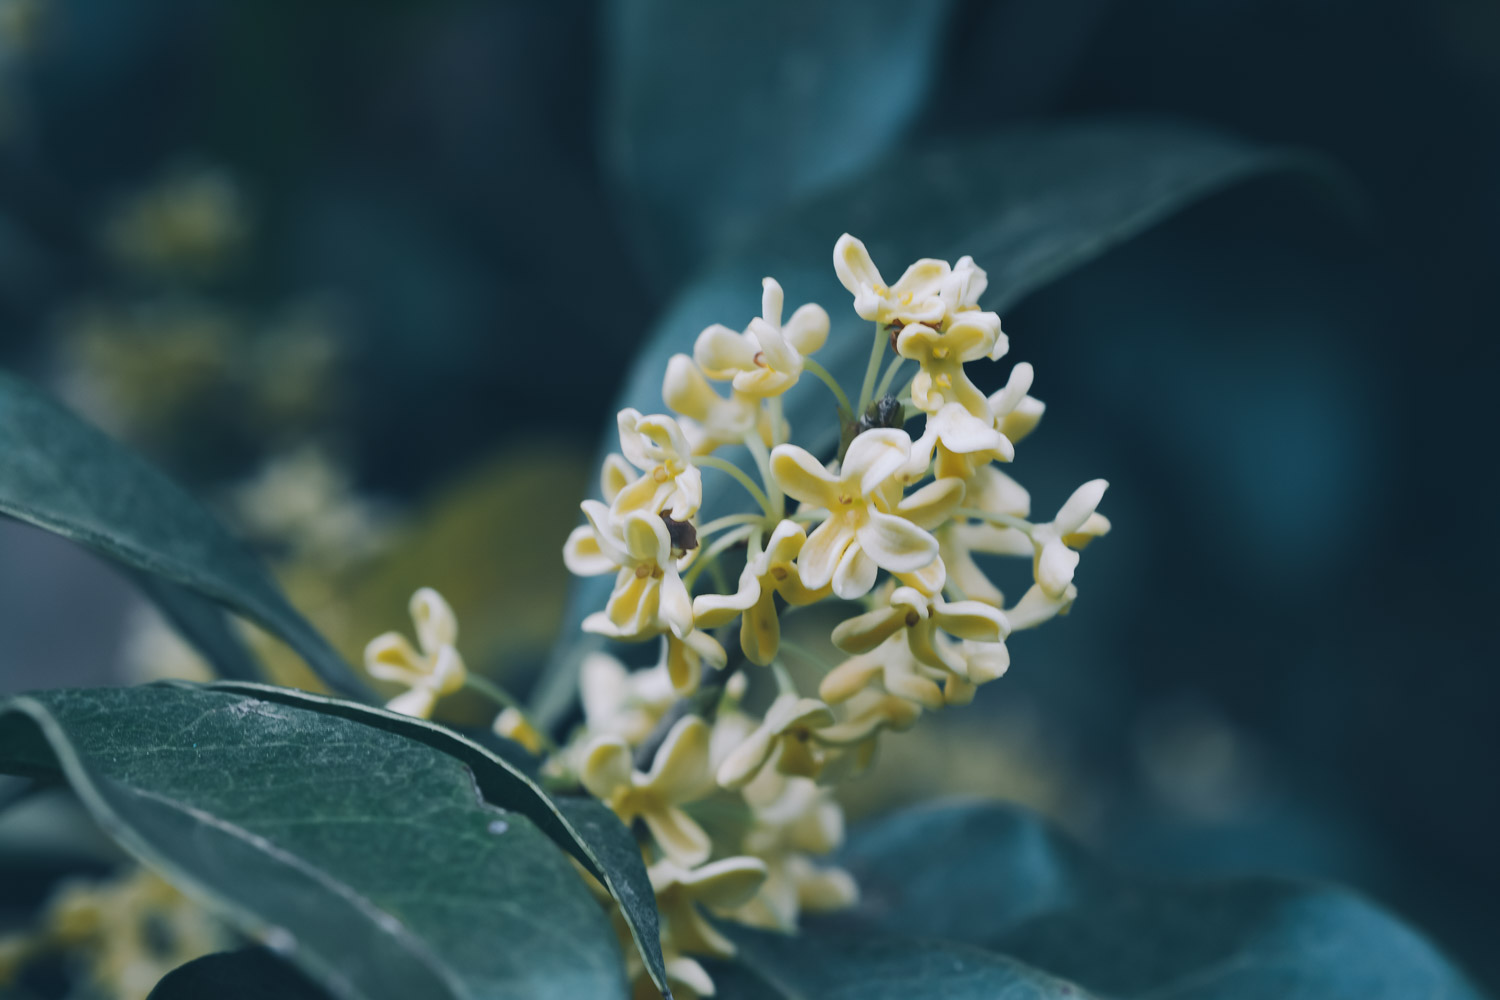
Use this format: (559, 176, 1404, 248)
(906, 402, 1015, 482)
(492, 707, 545, 755)
(650, 856, 768, 959)
(610, 408, 702, 520)
(716, 693, 836, 789)
(770, 429, 939, 599)
(364, 588, 467, 719)
(1029, 479, 1111, 598)
(896, 320, 996, 418)
(731, 772, 857, 931)
(577, 652, 676, 745)
(571, 503, 694, 641)
(692, 519, 831, 665)
(581, 716, 715, 867)
(664, 629, 728, 695)
(662, 353, 773, 454)
(833, 233, 950, 327)
(694, 278, 829, 397)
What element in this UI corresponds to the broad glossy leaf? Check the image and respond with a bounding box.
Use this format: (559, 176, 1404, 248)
(540, 119, 1333, 723)
(810, 801, 1485, 1000)
(716, 926, 1096, 999)
(602, 0, 956, 286)
(0, 372, 364, 697)
(206, 680, 671, 999)
(149, 948, 331, 999)
(0, 685, 627, 1000)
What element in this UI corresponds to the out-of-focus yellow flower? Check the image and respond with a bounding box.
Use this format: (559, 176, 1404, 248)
(730, 772, 857, 931)
(582, 717, 715, 867)
(694, 278, 829, 397)
(364, 587, 466, 719)
(579, 652, 677, 745)
(662, 354, 773, 454)
(771, 429, 939, 599)
(492, 707, 546, 754)
(611, 409, 702, 520)
(692, 519, 830, 665)
(716, 692, 835, 789)
(650, 856, 768, 958)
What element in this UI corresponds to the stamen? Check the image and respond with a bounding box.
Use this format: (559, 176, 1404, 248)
(753, 351, 767, 368)
(652, 466, 669, 483)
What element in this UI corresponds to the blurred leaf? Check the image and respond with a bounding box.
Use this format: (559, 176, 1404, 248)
(206, 680, 672, 999)
(149, 948, 331, 1000)
(0, 372, 365, 698)
(602, 0, 957, 286)
(0, 685, 627, 1000)
(130, 571, 263, 682)
(718, 926, 1095, 999)
(809, 801, 1485, 999)
(539, 118, 1335, 725)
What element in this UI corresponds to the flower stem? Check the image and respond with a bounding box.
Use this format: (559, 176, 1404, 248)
(696, 455, 775, 518)
(856, 320, 889, 415)
(954, 507, 1035, 536)
(743, 432, 782, 517)
(684, 524, 755, 591)
(698, 513, 766, 536)
(874, 354, 909, 402)
(801, 358, 854, 418)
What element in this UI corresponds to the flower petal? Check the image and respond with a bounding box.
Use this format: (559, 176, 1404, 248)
(623, 510, 672, 564)
(1037, 536, 1081, 597)
(760, 277, 785, 328)
(833, 233, 883, 298)
(385, 687, 437, 719)
(897, 476, 965, 530)
(770, 444, 837, 507)
(659, 567, 694, 638)
(580, 736, 633, 799)
(364, 632, 424, 684)
(644, 716, 713, 801)
(693, 563, 761, 627)
(856, 510, 939, 574)
(989, 361, 1034, 418)
(680, 856, 769, 909)
(783, 302, 829, 356)
(717, 724, 776, 790)
(1055, 479, 1109, 536)
(694, 323, 756, 378)
(841, 428, 912, 494)
(932, 599, 1010, 642)
(999, 395, 1045, 444)
(831, 544, 878, 600)
(410, 587, 457, 653)
(563, 524, 615, 576)
(1007, 582, 1075, 630)
(644, 806, 712, 868)
(795, 518, 853, 591)
(830, 606, 907, 654)
(662, 354, 718, 422)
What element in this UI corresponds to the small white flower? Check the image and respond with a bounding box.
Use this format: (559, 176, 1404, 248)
(770, 429, 939, 600)
(662, 353, 770, 454)
(716, 693, 835, 789)
(1030, 479, 1111, 599)
(364, 588, 467, 720)
(610, 408, 702, 520)
(581, 716, 715, 867)
(649, 856, 768, 959)
(571, 502, 694, 641)
(694, 278, 828, 397)
(833, 234, 949, 327)
(692, 519, 830, 666)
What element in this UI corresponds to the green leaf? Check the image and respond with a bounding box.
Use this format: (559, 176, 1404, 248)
(0, 684, 627, 1000)
(0, 372, 365, 697)
(715, 927, 1096, 999)
(131, 571, 264, 683)
(149, 948, 332, 999)
(602, 0, 957, 286)
(539, 118, 1336, 725)
(803, 801, 1485, 1000)
(206, 681, 672, 1000)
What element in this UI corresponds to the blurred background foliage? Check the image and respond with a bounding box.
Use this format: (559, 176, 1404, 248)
(0, 0, 1495, 996)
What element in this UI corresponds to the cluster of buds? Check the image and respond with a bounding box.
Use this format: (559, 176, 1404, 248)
(369, 235, 1109, 999)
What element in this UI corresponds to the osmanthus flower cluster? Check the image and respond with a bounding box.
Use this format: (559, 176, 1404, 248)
(369, 235, 1110, 999)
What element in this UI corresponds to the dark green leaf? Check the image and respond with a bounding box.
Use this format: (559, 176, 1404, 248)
(149, 948, 331, 1000)
(0, 372, 365, 697)
(539, 119, 1336, 724)
(206, 681, 671, 1000)
(603, 0, 956, 286)
(719, 926, 1096, 999)
(811, 801, 1485, 1000)
(0, 684, 627, 1000)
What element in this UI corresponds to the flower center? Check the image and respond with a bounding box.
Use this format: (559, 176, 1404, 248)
(932, 345, 949, 359)
(634, 564, 651, 579)
(934, 373, 952, 389)
(836, 493, 854, 507)
(752, 351, 767, 368)
(652, 466, 670, 483)
(770, 566, 789, 581)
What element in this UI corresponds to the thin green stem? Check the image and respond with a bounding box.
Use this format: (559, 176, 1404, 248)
(743, 432, 782, 517)
(954, 507, 1035, 536)
(801, 358, 854, 418)
(463, 675, 558, 753)
(776, 637, 838, 674)
(696, 455, 774, 518)
(698, 513, 765, 536)
(684, 524, 755, 590)
(874, 354, 909, 402)
(767, 394, 785, 447)
(856, 320, 889, 414)
(771, 661, 799, 697)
